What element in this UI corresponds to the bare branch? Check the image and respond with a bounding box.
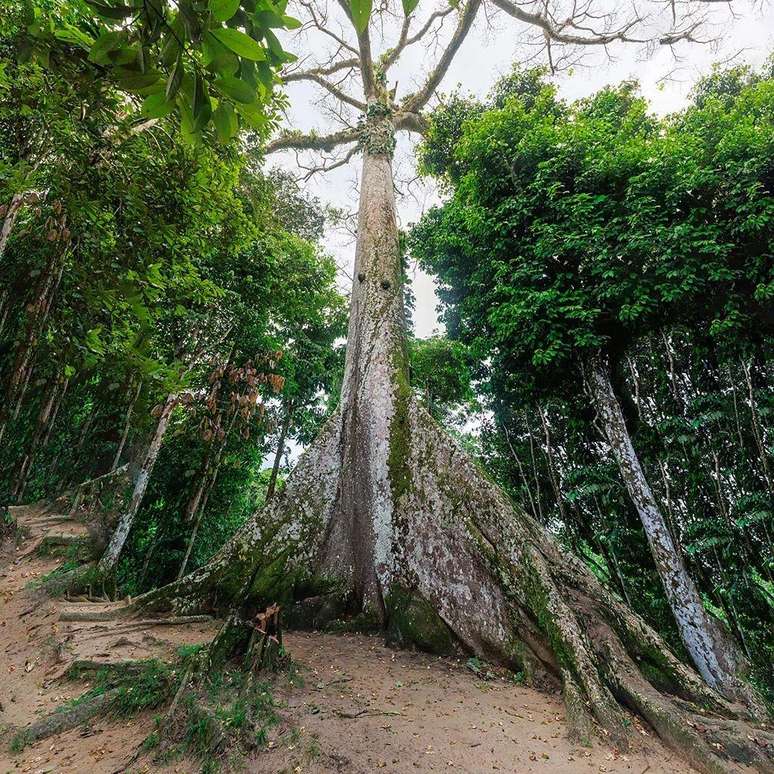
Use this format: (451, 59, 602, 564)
(284, 71, 367, 110)
(402, 0, 483, 113)
(489, 0, 707, 48)
(295, 143, 361, 180)
(263, 127, 360, 154)
(299, 0, 360, 55)
(382, 6, 455, 70)
(283, 57, 361, 82)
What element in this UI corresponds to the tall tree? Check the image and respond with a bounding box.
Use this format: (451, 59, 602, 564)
(111, 2, 773, 771)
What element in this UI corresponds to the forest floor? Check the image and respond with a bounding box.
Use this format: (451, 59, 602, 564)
(0, 503, 700, 774)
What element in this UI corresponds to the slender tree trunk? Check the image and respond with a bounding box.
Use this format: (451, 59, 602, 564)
(98, 393, 178, 573)
(67, 405, 98, 483)
(176, 472, 217, 581)
(111, 379, 141, 472)
(0, 288, 10, 335)
(0, 192, 29, 259)
(537, 404, 569, 525)
(501, 420, 539, 521)
(42, 377, 68, 449)
(741, 358, 773, 494)
(12, 377, 61, 501)
(265, 404, 293, 502)
(177, 408, 238, 579)
(0, 251, 64, 443)
(523, 411, 544, 521)
(586, 353, 746, 699)
(138, 528, 161, 590)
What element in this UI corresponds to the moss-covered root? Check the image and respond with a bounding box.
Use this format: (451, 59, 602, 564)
(561, 669, 594, 747)
(612, 663, 774, 774)
(126, 411, 344, 619)
(521, 547, 628, 747)
(10, 689, 119, 751)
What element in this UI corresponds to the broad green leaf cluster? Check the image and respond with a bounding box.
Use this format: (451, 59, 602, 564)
(411, 63, 774, 692)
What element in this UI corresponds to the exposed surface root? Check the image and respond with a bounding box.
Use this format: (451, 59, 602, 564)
(13, 689, 119, 748)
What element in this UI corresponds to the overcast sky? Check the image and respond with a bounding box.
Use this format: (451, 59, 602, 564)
(276, 0, 774, 338)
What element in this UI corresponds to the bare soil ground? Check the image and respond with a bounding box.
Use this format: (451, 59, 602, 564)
(0, 504, 698, 773)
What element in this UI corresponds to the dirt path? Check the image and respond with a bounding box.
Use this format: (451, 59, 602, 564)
(1, 504, 697, 773)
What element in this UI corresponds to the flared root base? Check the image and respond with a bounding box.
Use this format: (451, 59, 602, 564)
(98, 399, 772, 774)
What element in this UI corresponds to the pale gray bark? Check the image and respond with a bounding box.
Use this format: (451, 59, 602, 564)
(0, 192, 29, 259)
(586, 354, 746, 701)
(317, 133, 408, 616)
(98, 393, 177, 573)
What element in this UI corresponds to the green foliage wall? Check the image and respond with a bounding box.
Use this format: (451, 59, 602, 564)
(411, 62, 774, 692)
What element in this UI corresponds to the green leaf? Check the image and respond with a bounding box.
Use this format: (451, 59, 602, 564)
(255, 9, 286, 28)
(107, 45, 138, 65)
(141, 91, 175, 118)
(211, 27, 267, 60)
(85, 327, 105, 355)
(166, 56, 184, 100)
(214, 74, 256, 103)
(117, 69, 162, 92)
(84, 0, 133, 21)
(179, 98, 201, 145)
(235, 99, 267, 129)
(53, 25, 94, 49)
(203, 32, 240, 74)
(209, 0, 240, 22)
(263, 28, 283, 57)
(161, 20, 183, 66)
(192, 72, 212, 130)
(349, 0, 371, 34)
(213, 101, 239, 142)
(88, 31, 124, 64)
(401, 0, 419, 14)
(282, 14, 302, 28)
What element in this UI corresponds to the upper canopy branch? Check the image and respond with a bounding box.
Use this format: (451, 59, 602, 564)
(335, 0, 378, 98)
(284, 70, 367, 111)
(298, 0, 361, 55)
(382, 6, 456, 71)
(283, 57, 361, 81)
(489, 0, 708, 48)
(294, 142, 361, 180)
(401, 0, 483, 114)
(263, 126, 360, 154)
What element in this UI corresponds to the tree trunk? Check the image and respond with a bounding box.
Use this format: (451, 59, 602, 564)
(265, 404, 293, 501)
(110, 379, 141, 472)
(97, 393, 177, 573)
(586, 354, 749, 702)
(0, 251, 64, 444)
(0, 191, 28, 259)
(12, 377, 61, 501)
(42, 376, 69, 449)
(113, 135, 771, 772)
(177, 408, 238, 579)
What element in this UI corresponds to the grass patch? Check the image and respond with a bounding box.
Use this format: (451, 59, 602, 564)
(62, 659, 178, 717)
